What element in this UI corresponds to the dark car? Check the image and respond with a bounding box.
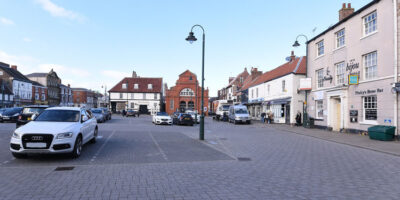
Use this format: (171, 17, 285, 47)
(172, 112, 181, 124)
(126, 109, 137, 117)
(101, 107, 112, 120)
(91, 108, 106, 123)
(0, 108, 8, 122)
(176, 113, 194, 126)
(1, 107, 23, 122)
(16, 105, 49, 128)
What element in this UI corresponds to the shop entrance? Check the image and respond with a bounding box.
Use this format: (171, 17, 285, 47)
(330, 97, 341, 131)
(285, 104, 290, 124)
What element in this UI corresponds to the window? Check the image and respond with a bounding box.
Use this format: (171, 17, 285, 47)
(189, 76, 193, 80)
(268, 85, 270, 95)
(148, 84, 152, 89)
(364, 96, 377, 121)
(364, 51, 377, 80)
(364, 11, 377, 35)
(180, 88, 195, 96)
(143, 93, 146, 99)
(35, 93, 39, 100)
(251, 89, 254, 99)
(316, 100, 323, 119)
(122, 83, 127, 89)
(316, 69, 324, 88)
(317, 40, 324, 56)
(335, 62, 345, 85)
(336, 29, 345, 48)
(131, 103, 135, 108)
(119, 93, 123, 99)
(134, 84, 139, 89)
(35, 87, 38, 93)
(131, 93, 134, 99)
(154, 93, 157, 99)
(282, 80, 285, 92)
(170, 100, 174, 110)
(256, 88, 258, 98)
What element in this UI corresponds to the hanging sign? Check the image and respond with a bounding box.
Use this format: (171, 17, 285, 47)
(349, 75, 359, 85)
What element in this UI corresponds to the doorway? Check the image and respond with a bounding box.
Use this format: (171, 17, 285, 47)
(330, 98, 341, 131)
(139, 105, 148, 114)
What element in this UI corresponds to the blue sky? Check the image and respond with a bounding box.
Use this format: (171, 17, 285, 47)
(0, 0, 369, 96)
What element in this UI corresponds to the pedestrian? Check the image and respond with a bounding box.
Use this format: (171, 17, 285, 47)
(267, 111, 274, 124)
(261, 112, 266, 123)
(122, 109, 126, 117)
(295, 111, 302, 126)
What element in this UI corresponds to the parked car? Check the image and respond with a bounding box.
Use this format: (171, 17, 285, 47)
(0, 108, 9, 122)
(228, 105, 251, 124)
(186, 110, 200, 124)
(176, 113, 194, 126)
(16, 105, 49, 128)
(2, 107, 23, 122)
(152, 112, 172, 125)
(10, 107, 98, 158)
(91, 108, 106, 123)
(126, 109, 137, 117)
(172, 112, 181, 124)
(101, 107, 112, 120)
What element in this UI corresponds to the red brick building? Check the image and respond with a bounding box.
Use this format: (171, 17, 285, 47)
(165, 70, 209, 115)
(31, 81, 48, 105)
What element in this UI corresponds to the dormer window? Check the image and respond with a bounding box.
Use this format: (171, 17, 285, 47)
(134, 84, 139, 89)
(148, 84, 153, 89)
(122, 83, 127, 89)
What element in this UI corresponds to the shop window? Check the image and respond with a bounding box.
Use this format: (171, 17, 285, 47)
(364, 51, 377, 80)
(363, 11, 377, 36)
(364, 96, 377, 121)
(316, 100, 323, 119)
(335, 62, 345, 85)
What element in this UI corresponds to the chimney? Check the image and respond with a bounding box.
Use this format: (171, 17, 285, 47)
(132, 71, 138, 78)
(290, 51, 296, 61)
(11, 65, 17, 71)
(339, 3, 354, 21)
(251, 68, 262, 80)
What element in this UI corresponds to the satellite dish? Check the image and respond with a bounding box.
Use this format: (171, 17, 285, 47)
(285, 57, 292, 62)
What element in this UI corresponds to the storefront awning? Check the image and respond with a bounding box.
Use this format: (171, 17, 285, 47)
(265, 97, 291, 105)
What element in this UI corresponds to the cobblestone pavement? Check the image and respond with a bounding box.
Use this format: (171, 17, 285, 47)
(0, 116, 400, 199)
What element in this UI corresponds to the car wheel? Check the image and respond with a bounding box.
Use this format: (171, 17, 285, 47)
(71, 135, 83, 158)
(90, 127, 98, 144)
(12, 152, 27, 159)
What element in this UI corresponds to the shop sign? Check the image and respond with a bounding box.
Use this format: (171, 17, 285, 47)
(346, 59, 359, 72)
(348, 75, 359, 85)
(355, 88, 383, 95)
(350, 110, 358, 123)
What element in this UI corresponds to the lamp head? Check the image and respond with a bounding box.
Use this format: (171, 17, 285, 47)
(186, 32, 197, 44)
(292, 40, 300, 47)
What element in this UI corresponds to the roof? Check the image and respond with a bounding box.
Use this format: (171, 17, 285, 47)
(31, 80, 45, 87)
(0, 62, 31, 83)
(109, 77, 163, 93)
(308, 0, 380, 43)
(26, 73, 47, 78)
(249, 56, 306, 88)
(227, 69, 249, 87)
(47, 107, 81, 111)
(72, 88, 89, 91)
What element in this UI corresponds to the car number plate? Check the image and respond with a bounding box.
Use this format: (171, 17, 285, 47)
(185, 118, 190, 120)
(3, 117, 9, 120)
(26, 143, 46, 148)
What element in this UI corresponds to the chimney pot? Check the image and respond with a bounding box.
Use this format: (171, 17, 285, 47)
(342, 3, 346, 8)
(339, 2, 354, 21)
(11, 65, 17, 70)
(348, 3, 351, 8)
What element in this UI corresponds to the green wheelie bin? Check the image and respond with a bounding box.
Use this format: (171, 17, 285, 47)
(368, 125, 396, 141)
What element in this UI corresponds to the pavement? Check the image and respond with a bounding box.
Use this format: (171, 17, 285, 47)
(0, 115, 399, 199)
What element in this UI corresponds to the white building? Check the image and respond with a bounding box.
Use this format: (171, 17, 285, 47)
(247, 52, 306, 124)
(109, 71, 162, 114)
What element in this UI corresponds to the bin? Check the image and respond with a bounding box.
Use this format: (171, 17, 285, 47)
(304, 117, 315, 128)
(368, 125, 396, 141)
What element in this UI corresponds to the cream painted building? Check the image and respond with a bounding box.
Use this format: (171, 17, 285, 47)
(306, 0, 400, 134)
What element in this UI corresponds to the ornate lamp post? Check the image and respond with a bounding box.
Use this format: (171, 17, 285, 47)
(293, 34, 309, 128)
(186, 24, 205, 140)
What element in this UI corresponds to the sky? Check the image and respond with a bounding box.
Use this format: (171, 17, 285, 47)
(0, 0, 370, 96)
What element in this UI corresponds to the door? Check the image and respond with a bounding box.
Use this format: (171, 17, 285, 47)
(335, 99, 341, 131)
(139, 105, 148, 114)
(80, 110, 90, 143)
(285, 104, 290, 124)
(331, 98, 341, 131)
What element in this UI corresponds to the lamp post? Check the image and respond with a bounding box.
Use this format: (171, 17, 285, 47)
(293, 34, 309, 128)
(186, 24, 205, 140)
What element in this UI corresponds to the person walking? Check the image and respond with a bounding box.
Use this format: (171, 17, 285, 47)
(261, 112, 266, 123)
(295, 111, 302, 126)
(122, 109, 126, 117)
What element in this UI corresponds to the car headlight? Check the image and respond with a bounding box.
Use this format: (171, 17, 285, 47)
(56, 132, 73, 139)
(12, 132, 20, 139)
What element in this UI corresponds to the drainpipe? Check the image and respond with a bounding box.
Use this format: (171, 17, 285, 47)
(394, 0, 398, 136)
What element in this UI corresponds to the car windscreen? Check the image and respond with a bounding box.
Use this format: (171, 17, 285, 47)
(157, 112, 168, 116)
(235, 108, 248, 114)
(222, 105, 230, 111)
(4, 108, 22, 115)
(23, 107, 45, 114)
(91, 109, 102, 113)
(35, 110, 80, 122)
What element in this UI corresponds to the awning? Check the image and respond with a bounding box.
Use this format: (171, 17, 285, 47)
(266, 97, 291, 105)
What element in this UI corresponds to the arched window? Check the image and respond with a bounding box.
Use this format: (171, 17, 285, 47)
(180, 88, 195, 97)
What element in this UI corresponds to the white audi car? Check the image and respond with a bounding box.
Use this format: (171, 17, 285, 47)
(152, 112, 172, 125)
(10, 107, 98, 158)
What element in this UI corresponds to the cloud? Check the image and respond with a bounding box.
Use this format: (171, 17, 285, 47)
(101, 70, 131, 80)
(38, 63, 90, 78)
(23, 37, 32, 42)
(35, 0, 85, 21)
(0, 17, 14, 25)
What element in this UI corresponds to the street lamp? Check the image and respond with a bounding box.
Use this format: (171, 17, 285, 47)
(293, 34, 309, 128)
(186, 24, 205, 140)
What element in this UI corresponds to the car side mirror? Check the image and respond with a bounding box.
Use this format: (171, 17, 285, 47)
(31, 114, 37, 121)
(81, 115, 88, 123)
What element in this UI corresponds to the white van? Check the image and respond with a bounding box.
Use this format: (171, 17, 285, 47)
(228, 105, 251, 124)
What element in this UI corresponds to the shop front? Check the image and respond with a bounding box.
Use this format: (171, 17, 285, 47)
(265, 97, 291, 124)
(247, 98, 263, 119)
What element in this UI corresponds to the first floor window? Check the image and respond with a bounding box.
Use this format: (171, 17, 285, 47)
(170, 100, 174, 110)
(143, 93, 146, 99)
(316, 69, 324, 88)
(335, 62, 345, 85)
(316, 100, 323, 119)
(154, 93, 157, 99)
(282, 80, 286, 92)
(35, 94, 39, 100)
(120, 93, 123, 99)
(364, 96, 377, 121)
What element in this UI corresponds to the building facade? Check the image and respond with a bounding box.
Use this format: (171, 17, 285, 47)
(306, 0, 399, 133)
(109, 71, 162, 114)
(0, 79, 14, 108)
(165, 70, 209, 115)
(60, 84, 73, 106)
(0, 63, 32, 106)
(31, 81, 47, 105)
(248, 53, 306, 123)
(72, 88, 95, 109)
(26, 69, 61, 106)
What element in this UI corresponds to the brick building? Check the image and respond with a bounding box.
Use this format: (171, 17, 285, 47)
(72, 88, 95, 108)
(165, 70, 209, 115)
(31, 81, 47, 105)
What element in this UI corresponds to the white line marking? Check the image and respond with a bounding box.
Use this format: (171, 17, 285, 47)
(148, 131, 169, 162)
(90, 130, 115, 163)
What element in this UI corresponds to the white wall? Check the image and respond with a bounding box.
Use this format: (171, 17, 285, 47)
(13, 80, 32, 100)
